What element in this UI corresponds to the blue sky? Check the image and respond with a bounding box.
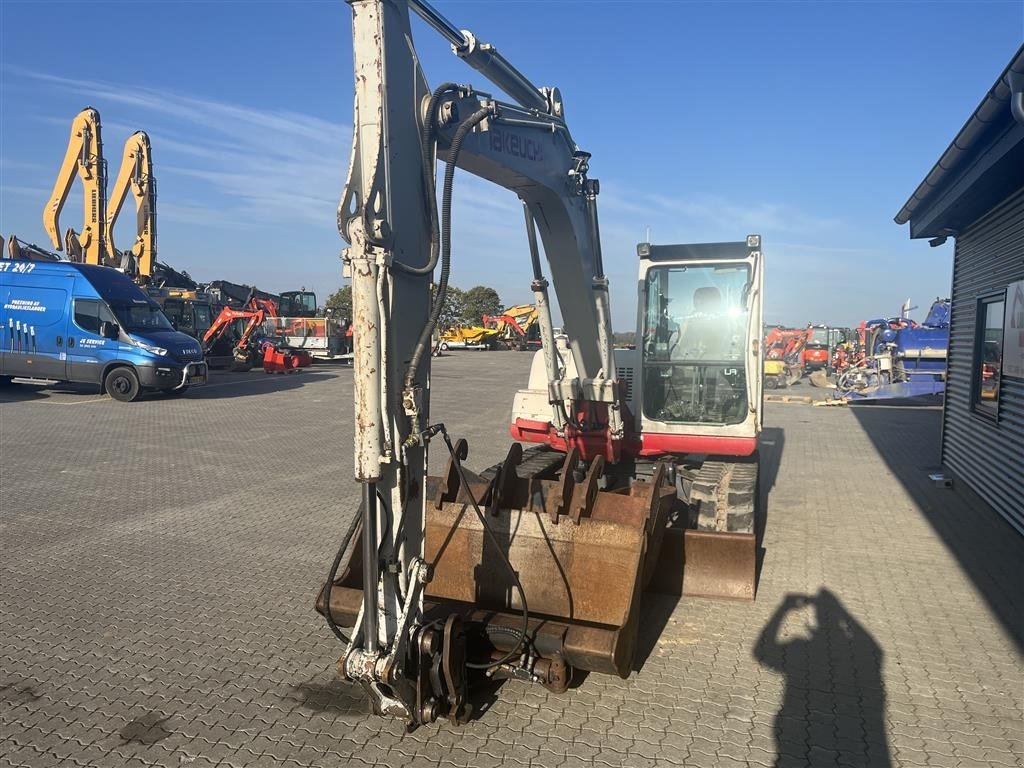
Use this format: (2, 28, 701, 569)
(1, 1, 1021, 329)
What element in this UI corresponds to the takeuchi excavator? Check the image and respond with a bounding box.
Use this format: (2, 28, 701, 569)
(318, 0, 764, 727)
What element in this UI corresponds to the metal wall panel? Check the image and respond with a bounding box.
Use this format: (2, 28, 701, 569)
(944, 186, 1024, 533)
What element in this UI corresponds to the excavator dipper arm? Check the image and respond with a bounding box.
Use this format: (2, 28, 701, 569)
(43, 107, 106, 265)
(106, 131, 156, 277)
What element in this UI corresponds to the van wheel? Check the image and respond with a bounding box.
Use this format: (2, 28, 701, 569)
(105, 367, 141, 402)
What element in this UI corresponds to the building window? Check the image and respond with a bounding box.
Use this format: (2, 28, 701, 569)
(973, 294, 1005, 417)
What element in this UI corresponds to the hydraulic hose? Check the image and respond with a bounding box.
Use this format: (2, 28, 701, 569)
(323, 486, 394, 647)
(323, 507, 363, 645)
(404, 105, 493, 393)
(389, 83, 460, 276)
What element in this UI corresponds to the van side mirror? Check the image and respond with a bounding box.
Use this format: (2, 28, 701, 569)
(100, 321, 120, 340)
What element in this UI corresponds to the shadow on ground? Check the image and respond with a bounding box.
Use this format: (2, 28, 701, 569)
(173, 370, 336, 400)
(0, 370, 338, 403)
(754, 589, 891, 767)
(850, 405, 1023, 651)
(634, 426, 786, 669)
(286, 678, 370, 717)
(0, 381, 101, 402)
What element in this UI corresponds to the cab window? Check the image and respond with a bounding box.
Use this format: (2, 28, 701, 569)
(73, 299, 101, 335)
(73, 300, 118, 336)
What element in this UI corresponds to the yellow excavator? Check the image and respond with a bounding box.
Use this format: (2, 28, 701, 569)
(42, 107, 107, 265)
(103, 127, 213, 338)
(484, 302, 541, 350)
(437, 324, 500, 350)
(105, 131, 156, 277)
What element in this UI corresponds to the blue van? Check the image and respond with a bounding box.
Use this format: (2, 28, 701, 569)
(0, 260, 207, 401)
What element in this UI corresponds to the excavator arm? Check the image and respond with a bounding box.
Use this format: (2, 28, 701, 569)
(323, 0, 671, 728)
(106, 131, 156, 277)
(201, 306, 267, 369)
(43, 107, 107, 265)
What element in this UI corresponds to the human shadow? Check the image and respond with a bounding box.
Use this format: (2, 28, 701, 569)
(754, 589, 891, 767)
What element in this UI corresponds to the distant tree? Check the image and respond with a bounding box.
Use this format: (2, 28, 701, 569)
(435, 285, 466, 331)
(461, 285, 502, 326)
(324, 285, 352, 321)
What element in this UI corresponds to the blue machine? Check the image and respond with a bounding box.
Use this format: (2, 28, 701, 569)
(0, 260, 208, 401)
(837, 299, 950, 401)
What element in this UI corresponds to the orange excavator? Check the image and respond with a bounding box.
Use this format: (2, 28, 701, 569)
(202, 293, 312, 373)
(763, 327, 808, 388)
(483, 303, 541, 350)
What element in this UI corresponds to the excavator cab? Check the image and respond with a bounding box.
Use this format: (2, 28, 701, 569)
(278, 290, 317, 318)
(589, 239, 764, 455)
(639, 258, 754, 425)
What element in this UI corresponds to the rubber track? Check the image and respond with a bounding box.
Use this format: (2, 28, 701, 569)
(691, 460, 757, 534)
(478, 445, 564, 483)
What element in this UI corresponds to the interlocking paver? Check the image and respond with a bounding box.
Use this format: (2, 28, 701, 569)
(1, 358, 1022, 768)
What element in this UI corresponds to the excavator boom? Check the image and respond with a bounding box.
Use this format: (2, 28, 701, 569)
(106, 131, 156, 277)
(43, 107, 107, 265)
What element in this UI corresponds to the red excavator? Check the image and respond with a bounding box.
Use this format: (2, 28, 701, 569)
(202, 293, 312, 373)
(763, 327, 808, 388)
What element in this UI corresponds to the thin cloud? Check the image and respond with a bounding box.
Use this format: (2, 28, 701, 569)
(7, 67, 350, 231)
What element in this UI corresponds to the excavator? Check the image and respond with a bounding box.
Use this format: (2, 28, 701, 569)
(5, 108, 111, 266)
(202, 292, 314, 372)
(437, 324, 500, 350)
(102, 127, 216, 339)
(484, 302, 541, 350)
(42, 107, 108, 266)
(202, 303, 269, 371)
(106, 131, 156, 277)
(762, 327, 808, 388)
(317, 0, 763, 727)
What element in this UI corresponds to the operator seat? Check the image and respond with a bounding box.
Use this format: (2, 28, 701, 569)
(693, 286, 722, 314)
(678, 287, 735, 360)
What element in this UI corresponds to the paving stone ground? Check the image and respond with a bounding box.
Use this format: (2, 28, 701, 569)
(1, 353, 1021, 768)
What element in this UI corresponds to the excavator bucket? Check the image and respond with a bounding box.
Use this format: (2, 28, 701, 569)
(318, 443, 676, 683)
(317, 443, 759, 695)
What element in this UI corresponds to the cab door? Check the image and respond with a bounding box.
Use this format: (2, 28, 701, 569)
(67, 298, 121, 384)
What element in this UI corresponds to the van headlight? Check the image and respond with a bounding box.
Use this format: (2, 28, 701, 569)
(135, 341, 168, 356)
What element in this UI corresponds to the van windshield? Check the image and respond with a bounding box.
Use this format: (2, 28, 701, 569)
(111, 301, 174, 332)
